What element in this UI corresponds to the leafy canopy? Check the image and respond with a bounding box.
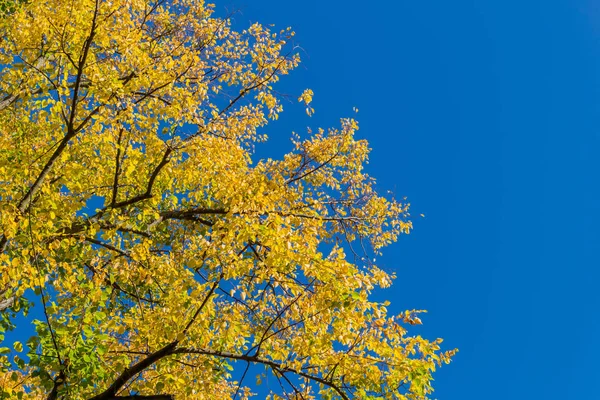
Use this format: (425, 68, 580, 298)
(0, 0, 455, 398)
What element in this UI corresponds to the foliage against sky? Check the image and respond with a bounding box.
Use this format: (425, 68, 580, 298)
(0, 0, 454, 398)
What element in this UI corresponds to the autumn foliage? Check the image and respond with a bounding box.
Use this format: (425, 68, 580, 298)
(0, 0, 455, 398)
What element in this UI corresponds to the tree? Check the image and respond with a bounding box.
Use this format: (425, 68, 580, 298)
(0, 0, 455, 398)
(0, 0, 25, 16)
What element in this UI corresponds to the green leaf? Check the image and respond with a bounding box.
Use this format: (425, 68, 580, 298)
(13, 341, 22, 352)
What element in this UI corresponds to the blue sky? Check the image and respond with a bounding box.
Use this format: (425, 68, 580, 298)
(223, 0, 600, 399)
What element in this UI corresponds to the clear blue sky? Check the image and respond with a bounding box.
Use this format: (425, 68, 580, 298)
(223, 0, 600, 398)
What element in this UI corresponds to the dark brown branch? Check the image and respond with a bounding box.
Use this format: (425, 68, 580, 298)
(159, 207, 227, 227)
(73, 104, 102, 133)
(249, 294, 303, 357)
(139, 0, 167, 30)
(84, 237, 131, 259)
(276, 368, 306, 400)
(286, 150, 341, 185)
(46, 368, 66, 400)
(132, 91, 172, 105)
(88, 272, 223, 399)
(111, 128, 125, 206)
(181, 273, 223, 335)
(88, 342, 178, 400)
(101, 345, 350, 400)
(111, 147, 173, 209)
(84, 263, 159, 305)
(172, 348, 350, 400)
(132, 81, 173, 105)
(232, 362, 251, 400)
(0, 56, 48, 111)
(108, 396, 173, 400)
(67, 0, 99, 135)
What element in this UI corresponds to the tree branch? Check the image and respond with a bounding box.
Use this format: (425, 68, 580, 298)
(88, 342, 178, 400)
(111, 147, 173, 209)
(67, 0, 100, 135)
(172, 348, 350, 400)
(106, 395, 173, 400)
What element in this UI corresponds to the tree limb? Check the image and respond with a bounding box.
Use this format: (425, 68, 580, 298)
(88, 342, 178, 400)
